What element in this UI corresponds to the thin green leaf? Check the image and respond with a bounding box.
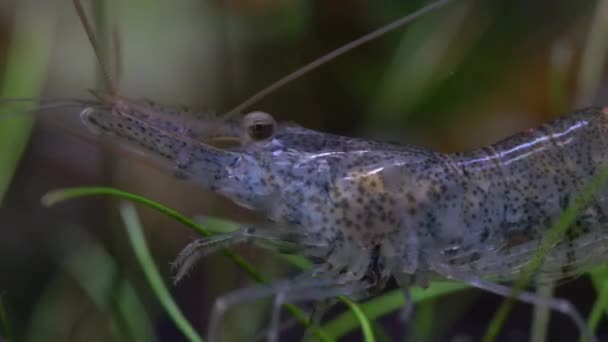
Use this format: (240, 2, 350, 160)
(0, 3, 56, 202)
(42, 186, 333, 342)
(583, 267, 608, 342)
(324, 282, 469, 339)
(370, 320, 392, 342)
(43, 187, 210, 236)
(59, 230, 155, 342)
(576, 0, 608, 106)
(43, 187, 267, 282)
(340, 296, 375, 342)
(530, 282, 553, 342)
(413, 299, 435, 341)
(120, 202, 203, 342)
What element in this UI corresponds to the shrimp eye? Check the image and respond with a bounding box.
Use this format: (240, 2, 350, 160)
(242, 111, 276, 142)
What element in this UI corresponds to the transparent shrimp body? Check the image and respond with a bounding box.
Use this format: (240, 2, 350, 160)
(40, 1, 605, 340)
(80, 96, 608, 340)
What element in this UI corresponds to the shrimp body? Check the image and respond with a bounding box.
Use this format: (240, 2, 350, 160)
(444, 107, 608, 282)
(76, 95, 608, 341)
(82, 103, 608, 289)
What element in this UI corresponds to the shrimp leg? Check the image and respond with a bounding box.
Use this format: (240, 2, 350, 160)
(432, 263, 597, 342)
(207, 269, 375, 342)
(172, 229, 250, 283)
(268, 281, 374, 342)
(173, 225, 332, 283)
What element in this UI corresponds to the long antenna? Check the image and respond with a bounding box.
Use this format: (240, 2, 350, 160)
(73, 0, 115, 93)
(224, 0, 455, 117)
(112, 25, 123, 93)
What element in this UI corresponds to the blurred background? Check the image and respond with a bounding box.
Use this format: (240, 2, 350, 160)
(0, 0, 607, 341)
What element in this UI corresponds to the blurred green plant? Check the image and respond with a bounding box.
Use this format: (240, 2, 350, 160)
(576, 0, 608, 106)
(531, 281, 553, 342)
(323, 282, 469, 340)
(26, 230, 155, 341)
(119, 202, 202, 342)
(585, 266, 608, 342)
(0, 2, 56, 203)
(42, 187, 333, 341)
(0, 3, 56, 341)
(338, 297, 375, 342)
(57, 231, 155, 341)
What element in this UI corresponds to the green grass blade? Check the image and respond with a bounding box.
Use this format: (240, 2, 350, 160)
(323, 282, 469, 339)
(370, 320, 392, 342)
(484, 164, 608, 342)
(43, 186, 333, 341)
(43, 187, 210, 236)
(576, 0, 608, 106)
(43, 186, 262, 282)
(120, 202, 203, 342)
(583, 267, 608, 341)
(340, 296, 375, 342)
(530, 281, 553, 342)
(59, 230, 156, 342)
(0, 3, 56, 203)
(413, 299, 435, 341)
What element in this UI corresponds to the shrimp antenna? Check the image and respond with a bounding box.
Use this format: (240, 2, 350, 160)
(112, 25, 123, 92)
(72, 0, 119, 94)
(224, 0, 455, 117)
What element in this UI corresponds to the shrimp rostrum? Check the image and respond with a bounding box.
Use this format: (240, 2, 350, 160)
(80, 97, 608, 340)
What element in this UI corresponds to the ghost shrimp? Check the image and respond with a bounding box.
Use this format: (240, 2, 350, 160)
(78, 92, 608, 342)
(10, 0, 608, 341)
